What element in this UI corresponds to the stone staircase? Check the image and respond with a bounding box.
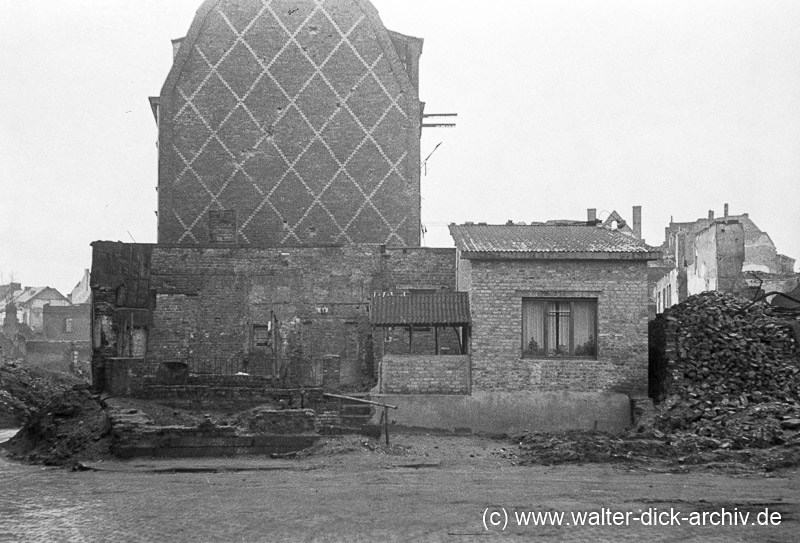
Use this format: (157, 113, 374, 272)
(318, 393, 381, 438)
(340, 402, 373, 428)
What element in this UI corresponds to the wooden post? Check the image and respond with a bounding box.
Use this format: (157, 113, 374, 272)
(384, 405, 390, 446)
(271, 312, 277, 386)
(408, 326, 413, 354)
(434, 326, 439, 355)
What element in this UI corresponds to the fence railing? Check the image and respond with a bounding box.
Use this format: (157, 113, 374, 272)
(145, 355, 274, 377)
(189, 356, 273, 376)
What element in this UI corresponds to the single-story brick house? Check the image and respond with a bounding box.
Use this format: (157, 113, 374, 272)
(373, 223, 661, 433)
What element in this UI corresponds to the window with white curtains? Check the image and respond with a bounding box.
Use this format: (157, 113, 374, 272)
(522, 299, 597, 358)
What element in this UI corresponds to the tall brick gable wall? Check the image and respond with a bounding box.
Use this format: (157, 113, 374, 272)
(465, 259, 650, 396)
(157, 0, 423, 247)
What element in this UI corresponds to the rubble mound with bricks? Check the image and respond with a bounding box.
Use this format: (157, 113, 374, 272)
(652, 290, 800, 448)
(0, 362, 87, 428)
(2, 385, 113, 466)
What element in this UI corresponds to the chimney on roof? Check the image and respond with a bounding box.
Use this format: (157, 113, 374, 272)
(587, 208, 597, 222)
(708, 210, 714, 220)
(506, 220, 514, 226)
(632, 206, 642, 239)
(724, 203, 729, 217)
(171, 37, 185, 59)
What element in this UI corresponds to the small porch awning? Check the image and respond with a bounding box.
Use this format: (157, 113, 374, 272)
(370, 292, 470, 327)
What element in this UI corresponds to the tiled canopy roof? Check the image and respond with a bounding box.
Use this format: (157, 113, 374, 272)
(449, 224, 659, 257)
(370, 292, 470, 326)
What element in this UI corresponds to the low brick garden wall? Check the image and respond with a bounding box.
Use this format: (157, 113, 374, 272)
(381, 354, 469, 394)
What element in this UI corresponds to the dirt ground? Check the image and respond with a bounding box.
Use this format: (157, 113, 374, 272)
(1, 430, 798, 542)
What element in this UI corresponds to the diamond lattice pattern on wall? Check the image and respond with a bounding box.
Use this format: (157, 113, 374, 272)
(162, 0, 419, 246)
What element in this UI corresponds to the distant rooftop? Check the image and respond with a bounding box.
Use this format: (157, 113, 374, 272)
(449, 224, 660, 259)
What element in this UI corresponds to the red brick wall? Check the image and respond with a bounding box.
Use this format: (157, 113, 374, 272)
(157, 0, 422, 247)
(465, 258, 650, 395)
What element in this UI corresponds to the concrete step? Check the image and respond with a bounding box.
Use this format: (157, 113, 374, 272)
(318, 424, 381, 439)
(340, 404, 372, 416)
(340, 416, 372, 427)
(114, 435, 319, 458)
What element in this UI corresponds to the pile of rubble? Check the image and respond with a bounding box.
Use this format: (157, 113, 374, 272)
(514, 430, 800, 471)
(0, 362, 87, 428)
(653, 291, 800, 448)
(2, 386, 113, 466)
(515, 431, 670, 465)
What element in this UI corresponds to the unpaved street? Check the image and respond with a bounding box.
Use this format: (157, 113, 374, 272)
(1, 432, 798, 542)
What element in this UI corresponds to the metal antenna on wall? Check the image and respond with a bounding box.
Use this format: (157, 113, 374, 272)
(421, 142, 442, 176)
(420, 113, 457, 175)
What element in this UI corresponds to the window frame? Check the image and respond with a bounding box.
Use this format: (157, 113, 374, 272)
(208, 209, 238, 244)
(521, 298, 598, 359)
(252, 325, 271, 351)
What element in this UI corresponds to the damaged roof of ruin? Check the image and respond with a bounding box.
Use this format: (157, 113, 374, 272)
(772, 283, 800, 309)
(670, 214, 773, 245)
(370, 292, 470, 326)
(448, 224, 661, 259)
(10, 287, 69, 306)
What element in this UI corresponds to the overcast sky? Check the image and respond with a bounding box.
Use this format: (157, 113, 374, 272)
(2, 0, 799, 295)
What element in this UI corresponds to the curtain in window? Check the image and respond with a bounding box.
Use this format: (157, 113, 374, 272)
(522, 300, 545, 356)
(573, 301, 596, 356)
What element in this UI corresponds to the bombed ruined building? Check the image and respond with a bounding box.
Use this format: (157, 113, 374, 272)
(653, 205, 798, 313)
(150, 0, 423, 247)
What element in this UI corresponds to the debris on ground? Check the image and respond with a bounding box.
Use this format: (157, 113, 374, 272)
(0, 363, 87, 428)
(289, 436, 413, 458)
(513, 430, 800, 472)
(1, 386, 113, 466)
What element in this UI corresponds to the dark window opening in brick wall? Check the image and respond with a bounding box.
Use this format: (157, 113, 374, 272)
(209, 210, 237, 243)
(253, 325, 270, 350)
(522, 299, 597, 358)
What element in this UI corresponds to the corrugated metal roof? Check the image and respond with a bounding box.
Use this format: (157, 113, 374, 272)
(370, 292, 470, 326)
(448, 224, 656, 254)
